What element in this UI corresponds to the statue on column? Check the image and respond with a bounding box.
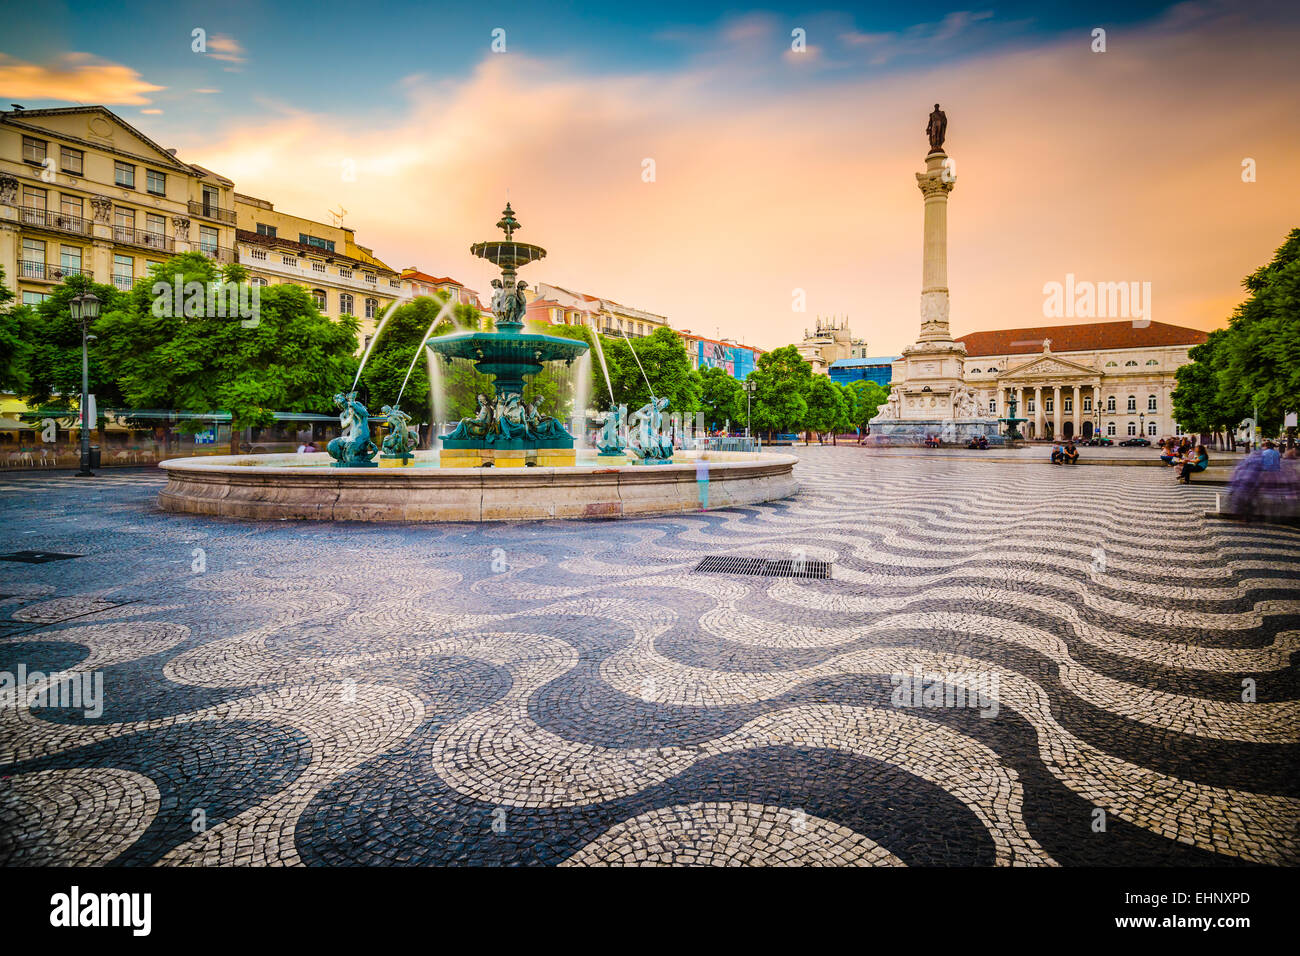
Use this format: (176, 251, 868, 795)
(926, 104, 947, 152)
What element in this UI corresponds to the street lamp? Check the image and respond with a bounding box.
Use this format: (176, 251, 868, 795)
(68, 291, 101, 477)
(743, 378, 757, 439)
(1139, 411, 1145, 443)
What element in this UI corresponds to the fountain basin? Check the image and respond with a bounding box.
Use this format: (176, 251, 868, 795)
(157, 450, 798, 522)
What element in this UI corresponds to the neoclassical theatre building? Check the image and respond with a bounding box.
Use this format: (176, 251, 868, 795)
(951, 320, 1207, 441)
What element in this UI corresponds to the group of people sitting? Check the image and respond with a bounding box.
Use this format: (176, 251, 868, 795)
(1158, 438, 1209, 483)
(966, 435, 989, 450)
(1049, 441, 1080, 465)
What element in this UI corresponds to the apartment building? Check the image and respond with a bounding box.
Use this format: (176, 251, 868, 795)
(0, 106, 238, 304)
(234, 194, 402, 342)
(527, 282, 668, 338)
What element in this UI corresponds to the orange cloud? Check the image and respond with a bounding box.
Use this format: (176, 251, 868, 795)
(0, 52, 163, 105)
(182, 7, 1300, 354)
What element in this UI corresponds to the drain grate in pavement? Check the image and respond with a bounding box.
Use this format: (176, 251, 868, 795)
(0, 551, 83, 564)
(693, 555, 831, 579)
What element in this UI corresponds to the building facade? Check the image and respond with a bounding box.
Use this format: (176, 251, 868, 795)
(528, 282, 668, 338)
(796, 316, 869, 374)
(400, 269, 485, 312)
(828, 356, 900, 389)
(678, 331, 763, 380)
(953, 321, 1206, 441)
(0, 106, 238, 305)
(233, 194, 402, 342)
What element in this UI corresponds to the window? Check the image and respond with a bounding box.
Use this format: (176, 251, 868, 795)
(1148, 422, 1158, 436)
(340, 293, 354, 315)
(1045, 398, 1054, 413)
(1127, 395, 1137, 412)
(250, 276, 268, 287)
(60, 194, 83, 220)
(146, 213, 166, 236)
(1105, 361, 1117, 367)
(365, 298, 378, 319)
(986, 367, 998, 373)
(1106, 396, 1116, 412)
(61, 147, 84, 175)
(1147, 394, 1157, 412)
(1064, 398, 1073, 412)
(312, 289, 328, 310)
(1107, 422, 1116, 436)
(23, 291, 51, 306)
(113, 254, 134, 290)
(970, 368, 982, 374)
(23, 186, 46, 210)
(21, 238, 46, 279)
(988, 399, 996, 413)
(1125, 360, 1138, 367)
(299, 234, 335, 252)
(115, 161, 135, 188)
(146, 169, 166, 195)
(60, 245, 82, 276)
(1083, 397, 1093, 412)
(199, 225, 218, 255)
(256, 223, 277, 238)
(1145, 359, 1159, 366)
(1127, 421, 1137, 436)
(22, 136, 47, 164)
(115, 206, 134, 231)
(201, 185, 220, 212)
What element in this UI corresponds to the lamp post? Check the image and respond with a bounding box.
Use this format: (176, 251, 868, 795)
(69, 291, 101, 477)
(743, 378, 756, 439)
(1139, 411, 1145, 443)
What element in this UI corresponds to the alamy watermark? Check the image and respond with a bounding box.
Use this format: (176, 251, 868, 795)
(1042, 274, 1150, 327)
(0, 664, 104, 718)
(151, 277, 260, 327)
(890, 666, 999, 718)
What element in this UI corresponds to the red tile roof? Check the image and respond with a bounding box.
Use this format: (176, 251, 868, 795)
(955, 321, 1207, 357)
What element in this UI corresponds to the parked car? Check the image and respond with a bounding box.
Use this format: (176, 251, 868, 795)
(1119, 437, 1152, 447)
(1085, 436, 1113, 447)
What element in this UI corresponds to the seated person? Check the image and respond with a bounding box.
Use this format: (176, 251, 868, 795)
(1050, 443, 1064, 464)
(1063, 441, 1079, 464)
(1159, 440, 1177, 465)
(1178, 445, 1210, 483)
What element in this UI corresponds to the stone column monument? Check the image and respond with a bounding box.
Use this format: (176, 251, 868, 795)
(869, 105, 999, 445)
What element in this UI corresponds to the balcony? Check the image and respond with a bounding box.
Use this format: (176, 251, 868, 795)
(112, 225, 175, 253)
(199, 245, 237, 264)
(111, 274, 135, 291)
(16, 206, 93, 237)
(19, 260, 94, 282)
(188, 200, 237, 225)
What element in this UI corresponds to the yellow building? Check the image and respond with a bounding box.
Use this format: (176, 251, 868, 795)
(528, 282, 669, 338)
(0, 106, 238, 305)
(234, 195, 402, 344)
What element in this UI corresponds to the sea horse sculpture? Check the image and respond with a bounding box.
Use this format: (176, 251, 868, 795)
(628, 396, 673, 463)
(596, 405, 626, 455)
(380, 404, 418, 458)
(327, 392, 379, 467)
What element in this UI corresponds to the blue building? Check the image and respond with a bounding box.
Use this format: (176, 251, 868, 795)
(682, 333, 762, 381)
(828, 356, 900, 388)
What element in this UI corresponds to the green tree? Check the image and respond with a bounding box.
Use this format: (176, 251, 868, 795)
(748, 345, 812, 437)
(94, 253, 358, 443)
(1216, 228, 1300, 433)
(1172, 329, 1247, 438)
(20, 273, 124, 410)
(600, 327, 701, 414)
(697, 365, 745, 430)
(360, 294, 478, 425)
(804, 374, 847, 442)
(845, 379, 889, 431)
(0, 265, 33, 394)
(521, 321, 598, 422)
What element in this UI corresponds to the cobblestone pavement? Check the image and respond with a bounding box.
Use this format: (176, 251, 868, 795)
(1, 449, 1297, 866)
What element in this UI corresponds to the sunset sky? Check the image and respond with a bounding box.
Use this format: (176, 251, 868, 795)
(4, 0, 1297, 353)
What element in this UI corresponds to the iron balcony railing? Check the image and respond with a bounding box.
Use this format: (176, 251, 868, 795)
(111, 274, 135, 291)
(19, 261, 93, 281)
(199, 245, 237, 264)
(188, 199, 237, 224)
(17, 205, 93, 236)
(112, 224, 175, 253)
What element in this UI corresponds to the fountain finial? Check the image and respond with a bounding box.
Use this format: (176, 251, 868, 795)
(496, 202, 520, 240)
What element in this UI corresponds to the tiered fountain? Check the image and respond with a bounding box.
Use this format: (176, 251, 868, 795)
(157, 203, 798, 521)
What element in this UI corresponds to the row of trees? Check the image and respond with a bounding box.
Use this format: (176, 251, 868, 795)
(1173, 228, 1300, 438)
(0, 251, 889, 440)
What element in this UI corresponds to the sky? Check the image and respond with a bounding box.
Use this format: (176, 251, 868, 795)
(2, 0, 1297, 353)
